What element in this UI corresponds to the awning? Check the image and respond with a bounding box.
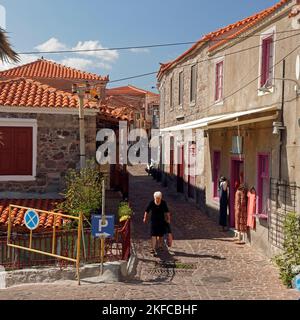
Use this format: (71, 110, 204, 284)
(160, 106, 278, 132)
(160, 114, 223, 132)
(206, 105, 278, 129)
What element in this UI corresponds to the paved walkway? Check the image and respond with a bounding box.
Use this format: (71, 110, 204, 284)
(0, 165, 299, 300)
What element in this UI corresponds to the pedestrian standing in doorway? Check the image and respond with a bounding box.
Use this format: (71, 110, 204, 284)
(219, 176, 229, 231)
(143, 191, 171, 257)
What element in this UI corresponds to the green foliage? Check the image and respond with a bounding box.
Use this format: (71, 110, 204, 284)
(273, 212, 300, 288)
(57, 159, 103, 220)
(118, 202, 133, 222)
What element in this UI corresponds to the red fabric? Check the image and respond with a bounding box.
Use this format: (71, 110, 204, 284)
(247, 191, 256, 230)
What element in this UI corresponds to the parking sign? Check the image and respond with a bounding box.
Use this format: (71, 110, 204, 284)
(91, 215, 114, 238)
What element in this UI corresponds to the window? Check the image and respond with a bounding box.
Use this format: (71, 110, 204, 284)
(215, 61, 224, 102)
(257, 154, 270, 216)
(179, 71, 184, 106)
(190, 65, 197, 103)
(170, 77, 173, 109)
(213, 151, 221, 198)
(0, 127, 33, 175)
(260, 36, 274, 87)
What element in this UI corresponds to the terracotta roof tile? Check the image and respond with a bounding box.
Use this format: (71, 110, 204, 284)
(158, 0, 290, 77)
(107, 85, 159, 97)
(0, 199, 68, 231)
(0, 78, 97, 109)
(0, 58, 109, 82)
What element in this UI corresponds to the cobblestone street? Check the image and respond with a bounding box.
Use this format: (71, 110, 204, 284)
(0, 165, 299, 300)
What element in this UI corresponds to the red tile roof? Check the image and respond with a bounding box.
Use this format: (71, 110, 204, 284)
(0, 199, 68, 232)
(0, 78, 97, 109)
(0, 58, 109, 82)
(158, 0, 291, 78)
(107, 85, 159, 97)
(100, 95, 135, 121)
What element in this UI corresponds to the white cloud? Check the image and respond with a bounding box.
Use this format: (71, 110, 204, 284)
(72, 40, 119, 62)
(60, 57, 94, 70)
(35, 37, 67, 52)
(129, 48, 150, 53)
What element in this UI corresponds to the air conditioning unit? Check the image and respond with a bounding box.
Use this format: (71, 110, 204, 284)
(231, 136, 243, 154)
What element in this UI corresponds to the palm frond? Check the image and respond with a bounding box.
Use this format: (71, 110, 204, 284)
(0, 28, 19, 63)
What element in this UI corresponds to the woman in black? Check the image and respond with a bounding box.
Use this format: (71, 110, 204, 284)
(219, 176, 229, 231)
(143, 191, 170, 256)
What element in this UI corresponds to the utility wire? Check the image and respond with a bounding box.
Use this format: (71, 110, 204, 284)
(110, 31, 300, 83)
(17, 29, 300, 55)
(162, 41, 300, 127)
(50, 31, 300, 87)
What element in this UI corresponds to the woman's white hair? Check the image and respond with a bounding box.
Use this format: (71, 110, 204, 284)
(154, 191, 162, 199)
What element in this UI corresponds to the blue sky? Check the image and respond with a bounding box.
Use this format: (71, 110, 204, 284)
(0, 0, 280, 91)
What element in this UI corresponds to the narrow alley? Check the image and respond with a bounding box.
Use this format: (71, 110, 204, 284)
(0, 165, 298, 300)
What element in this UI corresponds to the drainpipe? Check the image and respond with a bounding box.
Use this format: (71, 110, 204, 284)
(279, 59, 286, 183)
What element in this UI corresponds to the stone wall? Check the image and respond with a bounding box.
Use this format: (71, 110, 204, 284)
(0, 112, 96, 195)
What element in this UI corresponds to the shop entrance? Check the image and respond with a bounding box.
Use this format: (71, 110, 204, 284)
(230, 158, 244, 228)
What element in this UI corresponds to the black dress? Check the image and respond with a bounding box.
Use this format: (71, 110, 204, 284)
(219, 183, 229, 227)
(146, 200, 169, 237)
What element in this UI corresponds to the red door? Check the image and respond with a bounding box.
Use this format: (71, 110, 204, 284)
(230, 158, 244, 228)
(177, 145, 184, 193)
(188, 143, 196, 198)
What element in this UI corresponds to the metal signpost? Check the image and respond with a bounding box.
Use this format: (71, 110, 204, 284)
(91, 179, 115, 275)
(24, 209, 40, 249)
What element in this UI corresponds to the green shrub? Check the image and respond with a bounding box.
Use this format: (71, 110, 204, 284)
(118, 202, 133, 222)
(57, 159, 103, 222)
(273, 212, 300, 288)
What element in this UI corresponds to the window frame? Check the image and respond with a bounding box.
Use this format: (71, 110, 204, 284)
(257, 153, 270, 217)
(190, 64, 197, 105)
(258, 26, 276, 96)
(170, 77, 174, 110)
(178, 71, 184, 107)
(215, 60, 224, 103)
(0, 118, 37, 181)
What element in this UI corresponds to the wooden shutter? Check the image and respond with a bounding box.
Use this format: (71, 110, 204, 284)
(215, 62, 223, 101)
(0, 127, 14, 175)
(261, 36, 273, 87)
(0, 127, 33, 175)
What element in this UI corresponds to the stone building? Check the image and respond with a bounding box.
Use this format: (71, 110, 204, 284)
(0, 77, 98, 197)
(158, 0, 300, 257)
(107, 85, 160, 133)
(0, 58, 130, 197)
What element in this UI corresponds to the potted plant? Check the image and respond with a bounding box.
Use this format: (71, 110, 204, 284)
(57, 159, 103, 228)
(118, 201, 133, 224)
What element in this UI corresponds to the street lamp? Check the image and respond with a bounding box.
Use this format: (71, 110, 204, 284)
(258, 77, 300, 96)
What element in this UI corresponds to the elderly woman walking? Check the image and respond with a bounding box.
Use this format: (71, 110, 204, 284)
(143, 191, 171, 257)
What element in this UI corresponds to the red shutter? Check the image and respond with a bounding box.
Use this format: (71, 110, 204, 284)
(261, 36, 273, 87)
(0, 127, 14, 175)
(215, 62, 223, 101)
(215, 63, 219, 101)
(0, 127, 33, 175)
